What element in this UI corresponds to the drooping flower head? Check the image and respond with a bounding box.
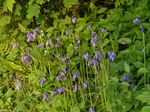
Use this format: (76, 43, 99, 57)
(42, 93, 49, 100)
(74, 84, 80, 92)
(91, 35, 100, 47)
(120, 74, 130, 81)
(15, 82, 22, 91)
(88, 107, 95, 112)
(21, 53, 33, 66)
(108, 50, 115, 61)
(39, 77, 46, 84)
(65, 30, 70, 35)
(100, 28, 107, 33)
(83, 52, 89, 60)
(52, 87, 65, 96)
(83, 81, 88, 88)
(87, 24, 92, 30)
(72, 17, 77, 23)
(140, 25, 144, 32)
(72, 71, 79, 81)
(133, 17, 141, 24)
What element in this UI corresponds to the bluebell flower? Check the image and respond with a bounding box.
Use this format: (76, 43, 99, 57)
(93, 51, 103, 60)
(87, 25, 92, 30)
(21, 53, 33, 66)
(65, 30, 70, 35)
(130, 84, 135, 89)
(74, 84, 80, 92)
(39, 77, 46, 84)
(76, 38, 80, 44)
(120, 40, 126, 45)
(72, 17, 77, 23)
(15, 82, 22, 91)
(74, 45, 78, 50)
(92, 59, 99, 67)
(108, 50, 115, 61)
(140, 25, 144, 32)
(27, 31, 36, 42)
(52, 87, 65, 96)
(72, 71, 78, 81)
(46, 39, 53, 46)
(61, 56, 69, 62)
(61, 69, 67, 76)
(83, 81, 88, 88)
(26, 47, 30, 51)
(133, 17, 141, 24)
(12, 42, 19, 48)
(88, 107, 95, 112)
(42, 93, 49, 100)
(38, 43, 44, 47)
(56, 37, 60, 42)
(142, 48, 145, 52)
(56, 75, 62, 81)
(83, 52, 89, 60)
(120, 74, 130, 81)
(100, 28, 107, 33)
(88, 59, 93, 66)
(91, 35, 100, 47)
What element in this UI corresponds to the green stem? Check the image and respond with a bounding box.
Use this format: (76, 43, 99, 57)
(142, 32, 147, 87)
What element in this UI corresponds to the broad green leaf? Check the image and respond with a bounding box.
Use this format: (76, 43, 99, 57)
(141, 106, 150, 112)
(0, 58, 24, 72)
(3, 0, 15, 12)
(97, 7, 107, 14)
(27, 4, 40, 19)
(138, 67, 149, 74)
(136, 91, 150, 105)
(67, 44, 74, 57)
(63, 0, 78, 9)
(15, 101, 25, 112)
(18, 23, 26, 32)
(0, 26, 3, 34)
(14, 4, 22, 15)
(124, 62, 130, 73)
(0, 16, 11, 26)
(36, 0, 45, 4)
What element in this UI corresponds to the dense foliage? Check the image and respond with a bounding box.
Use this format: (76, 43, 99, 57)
(0, 0, 150, 111)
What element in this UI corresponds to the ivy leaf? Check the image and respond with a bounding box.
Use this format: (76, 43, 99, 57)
(63, 0, 78, 9)
(0, 16, 11, 26)
(27, 4, 40, 19)
(3, 0, 15, 12)
(14, 4, 22, 15)
(136, 91, 150, 105)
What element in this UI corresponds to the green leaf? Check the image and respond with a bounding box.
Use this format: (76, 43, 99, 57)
(36, 0, 45, 5)
(0, 16, 11, 26)
(15, 101, 25, 112)
(3, 0, 15, 12)
(97, 7, 107, 14)
(138, 67, 149, 74)
(14, 4, 22, 15)
(141, 106, 150, 112)
(18, 23, 26, 32)
(63, 0, 78, 9)
(124, 62, 130, 73)
(67, 44, 74, 57)
(27, 4, 40, 19)
(136, 91, 150, 105)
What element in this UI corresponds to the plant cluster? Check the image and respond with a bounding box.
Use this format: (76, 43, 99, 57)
(0, 0, 150, 112)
